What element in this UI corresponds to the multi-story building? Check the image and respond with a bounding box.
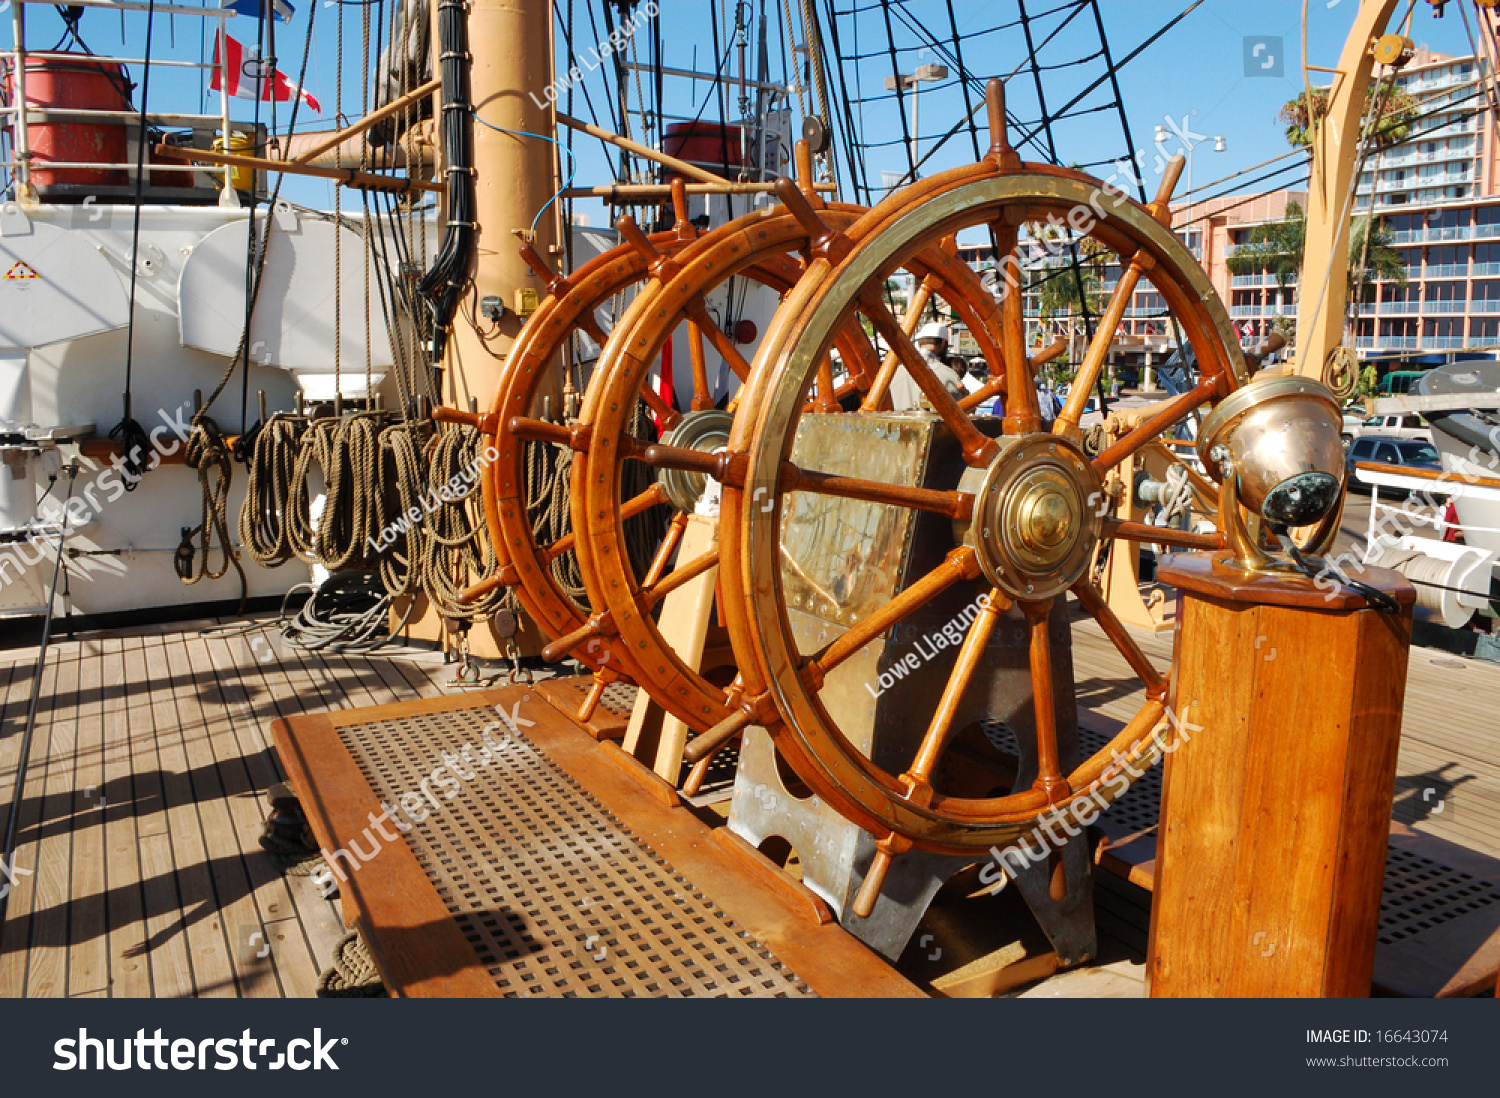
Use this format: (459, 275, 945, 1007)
(1193, 48, 1500, 370)
(944, 48, 1500, 381)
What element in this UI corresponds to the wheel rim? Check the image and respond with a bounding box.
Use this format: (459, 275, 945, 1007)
(722, 165, 1248, 853)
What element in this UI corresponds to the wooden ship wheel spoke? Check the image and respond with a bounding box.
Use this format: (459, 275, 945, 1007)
(436, 183, 706, 713)
(715, 79, 1254, 914)
(570, 159, 1022, 790)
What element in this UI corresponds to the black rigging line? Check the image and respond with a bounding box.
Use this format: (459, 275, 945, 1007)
(818, 0, 868, 205)
(877, 0, 914, 179)
(574, 0, 623, 137)
(941, 0, 982, 164)
(600, 1, 632, 184)
(866, 0, 1085, 191)
(109, 0, 159, 491)
(1011, 1, 1203, 154)
(1090, 0, 1146, 207)
(1018, 0, 1110, 413)
(876, 0, 1198, 192)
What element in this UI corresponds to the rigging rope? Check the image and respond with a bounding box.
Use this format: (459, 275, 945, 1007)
(108, 0, 158, 491)
(239, 413, 307, 567)
(181, 0, 319, 596)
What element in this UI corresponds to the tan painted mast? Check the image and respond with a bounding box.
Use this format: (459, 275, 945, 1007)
(411, 0, 559, 656)
(443, 0, 558, 404)
(1292, 0, 1402, 382)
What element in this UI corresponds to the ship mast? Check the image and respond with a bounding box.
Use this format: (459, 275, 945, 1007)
(414, 0, 559, 653)
(444, 0, 558, 396)
(1293, 0, 1404, 383)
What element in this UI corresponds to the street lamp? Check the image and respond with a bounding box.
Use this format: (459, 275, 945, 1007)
(1155, 125, 1226, 237)
(886, 63, 948, 177)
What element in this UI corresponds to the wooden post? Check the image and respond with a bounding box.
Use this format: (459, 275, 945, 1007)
(1147, 553, 1415, 997)
(622, 513, 719, 786)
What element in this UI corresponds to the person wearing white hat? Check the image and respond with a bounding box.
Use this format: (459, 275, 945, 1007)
(890, 321, 965, 411)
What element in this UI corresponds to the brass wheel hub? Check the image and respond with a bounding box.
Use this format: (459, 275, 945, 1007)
(959, 434, 1103, 600)
(657, 409, 734, 513)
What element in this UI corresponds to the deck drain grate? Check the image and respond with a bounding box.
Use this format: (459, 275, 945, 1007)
(1378, 848, 1500, 945)
(337, 702, 814, 998)
(976, 722, 1163, 838)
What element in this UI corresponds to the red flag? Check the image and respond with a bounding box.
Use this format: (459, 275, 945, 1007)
(210, 30, 321, 112)
(656, 335, 674, 432)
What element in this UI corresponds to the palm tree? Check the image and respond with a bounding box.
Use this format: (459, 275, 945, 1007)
(1347, 214, 1408, 302)
(1025, 240, 1109, 385)
(1226, 199, 1305, 297)
(1226, 200, 1406, 347)
(1279, 84, 1417, 149)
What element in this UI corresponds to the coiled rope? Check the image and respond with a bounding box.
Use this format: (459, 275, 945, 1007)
(288, 416, 338, 563)
(375, 417, 433, 597)
(421, 421, 507, 619)
(239, 414, 307, 567)
(315, 411, 386, 571)
(176, 417, 248, 600)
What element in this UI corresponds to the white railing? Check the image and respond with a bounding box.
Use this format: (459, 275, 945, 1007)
(1472, 299, 1500, 313)
(1424, 299, 1468, 313)
(1356, 335, 1421, 349)
(3, 0, 235, 203)
(1378, 300, 1421, 314)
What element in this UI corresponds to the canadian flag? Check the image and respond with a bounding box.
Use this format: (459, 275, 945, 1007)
(210, 30, 321, 111)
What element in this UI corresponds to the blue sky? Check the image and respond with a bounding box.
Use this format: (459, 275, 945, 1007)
(3, 0, 1486, 216)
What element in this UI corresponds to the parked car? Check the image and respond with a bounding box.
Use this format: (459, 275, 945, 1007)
(1341, 412, 1432, 448)
(1345, 435, 1443, 494)
(1377, 369, 1430, 397)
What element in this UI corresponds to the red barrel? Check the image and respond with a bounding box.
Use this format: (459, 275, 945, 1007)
(2, 53, 132, 187)
(662, 121, 744, 175)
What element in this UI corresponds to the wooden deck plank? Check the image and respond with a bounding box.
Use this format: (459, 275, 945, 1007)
(98, 633, 150, 998)
(157, 631, 290, 999)
(362, 646, 442, 703)
(382, 645, 449, 699)
(123, 634, 195, 998)
(141, 635, 237, 998)
(0, 656, 29, 994)
(136, 636, 223, 996)
(67, 636, 111, 997)
(24, 641, 80, 997)
(0, 647, 64, 997)
(181, 628, 328, 997)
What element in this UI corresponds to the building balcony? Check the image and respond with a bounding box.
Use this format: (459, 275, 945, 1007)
(1424, 224, 1473, 241)
(1424, 298, 1469, 313)
(1230, 273, 1265, 287)
(1473, 260, 1500, 275)
(1378, 300, 1421, 314)
(1229, 305, 1264, 317)
(1423, 335, 1468, 349)
(1426, 263, 1470, 278)
(1471, 299, 1500, 313)
(1467, 334, 1498, 347)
